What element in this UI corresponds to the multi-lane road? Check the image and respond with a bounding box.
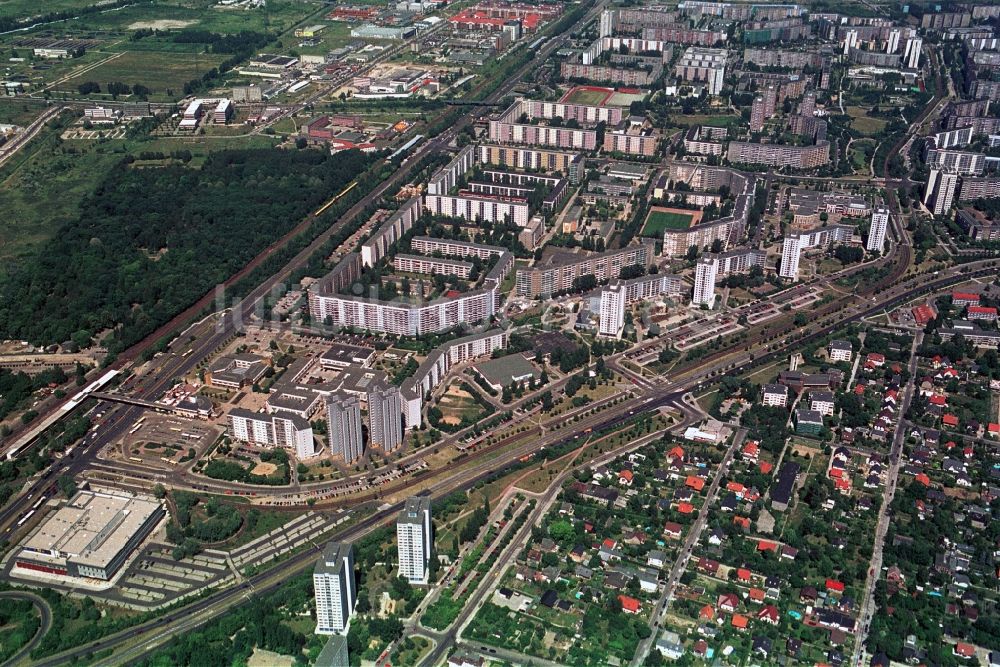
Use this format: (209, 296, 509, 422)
(0, 22, 983, 667)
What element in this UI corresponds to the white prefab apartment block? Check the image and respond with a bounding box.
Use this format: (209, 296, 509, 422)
(424, 192, 531, 227)
(228, 408, 316, 459)
(693, 255, 719, 307)
(314, 542, 356, 635)
(397, 496, 432, 584)
(867, 208, 889, 253)
(762, 383, 789, 407)
(599, 283, 627, 337)
(925, 169, 959, 216)
(327, 394, 364, 464)
(367, 384, 403, 451)
(904, 37, 922, 68)
(779, 235, 802, 280)
(828, 340, 853, 362)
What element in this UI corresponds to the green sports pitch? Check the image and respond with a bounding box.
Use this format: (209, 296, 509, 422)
(642, 209, 695, 236)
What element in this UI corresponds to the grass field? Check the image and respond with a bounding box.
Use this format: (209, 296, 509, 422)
(676, 113, 740, 128)
(54, 0, 314, 34)
(0, 0, 89, 19)
(292, 21, 362, 56)
(845, 106, 888, 137)
(58, 51, 227, 98)
(642, 208, 695, 236)
(0, 100, 45, 126)
(607, 90, 646, 107)
(562, 86, 612, 105)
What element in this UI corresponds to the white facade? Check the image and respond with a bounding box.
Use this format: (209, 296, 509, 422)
(400, 330, 508, 431)
(780, 235, 802, 280)
(368, 385, 403, 451)
(599, 283, 627, 337)
(360, 197, 422, 267)
(427, 145, 476, 195)
(310, 287, 499, 337)
(327, 394, 364, 464)
(887, 29, 900, 54)
(904, 37, 922, 68)
(762, 385, 788, 407)
(925, 169, 959, 216)
(693, 255, 719, 307)
(424, 193, 531, 226)
(228, 409, 316, 459)
(314, 542, 356, 635)
(867, 207, 889, 253)
(397, 497, 432, 585)
(828, 341, 853, 362)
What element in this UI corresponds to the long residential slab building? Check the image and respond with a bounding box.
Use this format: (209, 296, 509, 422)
(400, 328, 508, 428)
(516, 243, 654, 297)
(477, 144, 584, 182)
(727, 140, 831, 169)
(488, 98, 624, 150)
(310, 240, 514, 336)
(360, 197, 423, 267)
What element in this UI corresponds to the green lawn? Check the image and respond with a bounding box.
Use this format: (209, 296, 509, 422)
(53, 0, 313, 34)
(850, 139, 876, 173)
(845, 106, 888, 137)
(57, 50, 227, 99)
(676, 113, 740, 128)
(292, 21, 362, 56)
(642, 209, 694, 236)
(0, 0, 92, 20)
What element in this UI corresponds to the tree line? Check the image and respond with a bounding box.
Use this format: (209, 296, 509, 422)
(0, 148, 373, 352)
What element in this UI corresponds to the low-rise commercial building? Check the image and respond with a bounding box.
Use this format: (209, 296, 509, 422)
(206, 354, 271, 389)
(15, 490, 165, 580)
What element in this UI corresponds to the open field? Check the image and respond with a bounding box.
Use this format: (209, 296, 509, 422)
(642, 207, 697, 236)
(0, 116, 120, 275)
(607, 90, 646, 107)
(57, 51, 227, 98)
(561, 85, 612, 106)
(850, 139, 876, 173)
(846, 106, 888, 136)
(675, 113, 740, 128)
(292, 21, 366, 56)
(0, 100, 45, 126)
(0, 0, 91, 19)
(48, 0, 314, 35)
(436, 382, 489, 427)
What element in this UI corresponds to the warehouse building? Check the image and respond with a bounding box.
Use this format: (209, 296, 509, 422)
(15, 490, 165, 581)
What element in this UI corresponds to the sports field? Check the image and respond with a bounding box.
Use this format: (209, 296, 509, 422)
(561, 86, 613, 105)
(607, 90, 646, 107)
(642, 208, 698, 237)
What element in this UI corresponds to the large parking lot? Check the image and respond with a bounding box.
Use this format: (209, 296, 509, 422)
(122, 414, 220, 467)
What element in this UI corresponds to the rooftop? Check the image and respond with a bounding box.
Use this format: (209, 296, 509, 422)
(398, 496, 431, 525)
(474, 353, 539, 388)
(23, 490, 163, 570)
